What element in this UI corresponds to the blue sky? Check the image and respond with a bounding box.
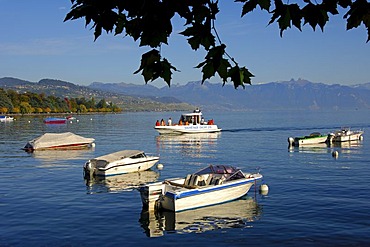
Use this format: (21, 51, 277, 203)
(0, 0, 369, 87)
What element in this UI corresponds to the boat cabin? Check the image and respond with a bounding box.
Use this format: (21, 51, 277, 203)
(179, 108, 206, 125)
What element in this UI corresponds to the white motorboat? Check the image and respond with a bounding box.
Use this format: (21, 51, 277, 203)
(139, 164, 262, 212)
(0, 115, 14, 122)
(154, 108, 221, 135)
(84, 150, 160, 177)
(288, 132, 329, 146)
(328, 127, 364, 142)
(23, 132, 95, 152)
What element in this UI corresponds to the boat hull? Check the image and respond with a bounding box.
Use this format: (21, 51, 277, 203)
(30, 143, 93, 151)
(43, 118, 67, 124)
(155, 125, 221, 135)
(294, 135, 328, 146)
(93, 158, 159, 176)
(162, 180, 255, 212)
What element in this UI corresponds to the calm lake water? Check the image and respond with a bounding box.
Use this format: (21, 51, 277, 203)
(1, 110, 370, 246)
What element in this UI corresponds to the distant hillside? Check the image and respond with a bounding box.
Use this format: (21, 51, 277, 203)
(0, 77, 194, 112)
(89, 79, 370, 110)
(2, 77, 370, 111)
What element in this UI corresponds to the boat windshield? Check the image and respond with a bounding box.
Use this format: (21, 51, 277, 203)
(180, 113, 202, 125)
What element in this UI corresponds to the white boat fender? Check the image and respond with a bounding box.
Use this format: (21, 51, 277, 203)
(157, 163, 164, 170)
(359, 135, 364, 141)
(332, 151, 339, 158)
(259, 184, 269, 195)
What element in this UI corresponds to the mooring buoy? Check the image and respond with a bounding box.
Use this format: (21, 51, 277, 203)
(259, 184, 269, 195)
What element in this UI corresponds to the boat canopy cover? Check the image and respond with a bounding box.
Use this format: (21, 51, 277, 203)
(91, 150, 146, 163)
(195, 165, 238, 175)
(25, 132, 95, 150)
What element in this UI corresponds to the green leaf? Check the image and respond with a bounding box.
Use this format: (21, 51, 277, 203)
(161, 58, 178, 86)
(302, 3, 330, 32)
(201, 62, 216, 82)
(227, 66, 254, 89)
(180, 22, 215, 50)
(239, 0, 271, 16)
(241, 0, 259, 16)
(134, 49, 178, 86)
(344, 0, 370, 42)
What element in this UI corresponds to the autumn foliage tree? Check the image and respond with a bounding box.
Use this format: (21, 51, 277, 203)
(65, 0, 369, 89)
(0, 89, 122, 114)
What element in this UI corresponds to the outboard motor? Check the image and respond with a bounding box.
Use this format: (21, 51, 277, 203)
(327, 133, 335, 144)
(83, 161, 96, 179)
(287, 137, 295, 147)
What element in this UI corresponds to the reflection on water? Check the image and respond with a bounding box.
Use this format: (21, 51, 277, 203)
(30, 148, 95, 167)
(289, 140, 364, 154)
(288, 143, 331, 154)
(86, 170, 160, 194)
(156, 132, 221, 158)
(330, 140, 364, 154)
(330, 140, 363, 149)
(139, 196, 262, 237)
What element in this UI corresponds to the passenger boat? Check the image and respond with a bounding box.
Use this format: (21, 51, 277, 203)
(139, 164, 262, 212)
(328, 127, 364, 142)
(23, 132, 95, 152)
(288, 132, 329, 146)
(0, 115, 14, 122)
(154, 108, 221, 135)
(43, 117, 67, 124)
(84, 150, 160, 177)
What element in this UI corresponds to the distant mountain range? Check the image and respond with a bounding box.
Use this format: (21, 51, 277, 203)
(89, 79, 370, 110)
(1, 77, 370, 111)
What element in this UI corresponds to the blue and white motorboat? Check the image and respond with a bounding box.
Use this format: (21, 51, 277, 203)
(139, 165, 262, 212)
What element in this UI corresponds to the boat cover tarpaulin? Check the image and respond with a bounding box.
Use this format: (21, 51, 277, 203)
(24, 132, 95, 150)
(91, 150, 144, 163)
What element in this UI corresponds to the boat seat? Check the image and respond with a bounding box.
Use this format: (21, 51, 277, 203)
(208, 177, 219, 185)
(207, 175, 225, 185)
(189, 175, 199, 186)
(184, 174, 200, 187)
(184, 174, 192, 186)
(196, 175, 208, 186)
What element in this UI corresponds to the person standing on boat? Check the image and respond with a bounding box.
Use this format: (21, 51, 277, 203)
(161, 119, 165, 126)
(168, 117, 172, 126)
(155, 120, 160, 126)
